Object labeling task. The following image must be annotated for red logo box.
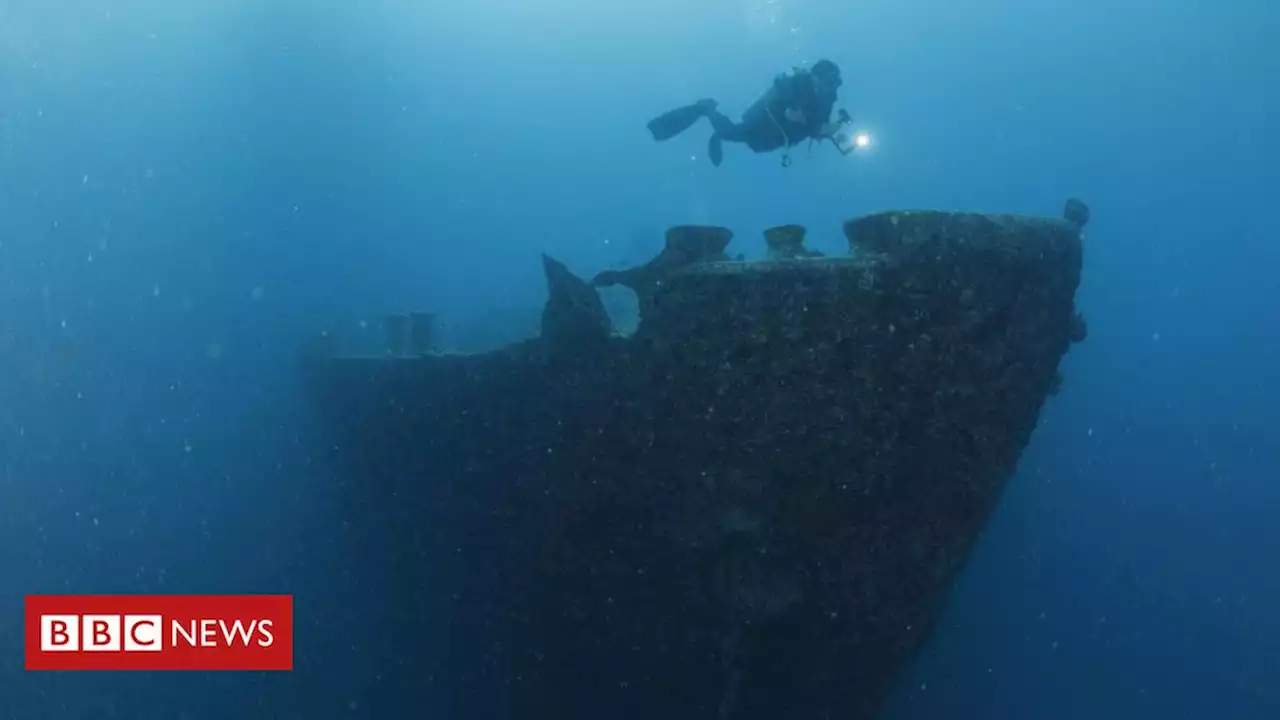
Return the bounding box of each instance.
[25,594,293,671]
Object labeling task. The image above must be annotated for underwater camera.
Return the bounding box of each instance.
[830,109,872,155]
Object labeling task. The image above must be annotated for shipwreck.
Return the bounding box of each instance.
[302,200,1090,719]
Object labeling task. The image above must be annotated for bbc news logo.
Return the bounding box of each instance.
[25,595,292,671]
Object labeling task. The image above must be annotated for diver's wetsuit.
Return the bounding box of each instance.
[646,62,842,166]
[710,71,835,152]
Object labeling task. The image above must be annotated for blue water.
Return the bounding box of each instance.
[2,0,1277,717]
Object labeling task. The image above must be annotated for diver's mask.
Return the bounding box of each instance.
[811,65,842,98]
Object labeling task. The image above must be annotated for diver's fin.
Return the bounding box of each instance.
[708,134,724,166]
[646,102,711,142]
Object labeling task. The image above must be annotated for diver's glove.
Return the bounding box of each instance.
[818,109,852,138]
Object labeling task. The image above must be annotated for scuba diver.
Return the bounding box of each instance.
[646,59,854,167]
